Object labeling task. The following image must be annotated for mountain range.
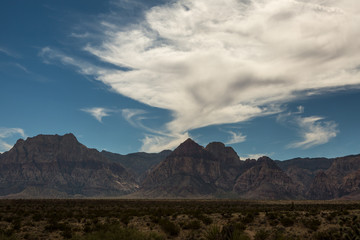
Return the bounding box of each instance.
[0,133,359,200]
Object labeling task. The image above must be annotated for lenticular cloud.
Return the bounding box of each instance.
[82,0,360,151]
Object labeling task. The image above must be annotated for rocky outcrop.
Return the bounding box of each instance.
[339,170,360,198]
[277,157,333,189]
[307,171,337,199]
[305,155,360,199]
[140,140,301,199]
[141,139,220,197]
[205,142,242,190]
[0,134,138,198]
[233,157,301,199]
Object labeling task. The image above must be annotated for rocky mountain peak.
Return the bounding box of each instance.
[206,141,225,150]
[257,156,279,168]
[205,142,240,165]
[170,138,206,157]
[62,133,78,143]
[0,133,138,197]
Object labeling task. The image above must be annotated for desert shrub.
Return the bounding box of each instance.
[78,225,164,240]
[11,218,21,231]
[196,214,213,225]
[61,227,73,239]
[182,220,201,230]
[241,213,255,225]
[342,222,360,240]
[280,217,294,227]
[223,224,249,240]
[32,213,42,222]
[266,212,279,226]
[231,230,251,240]
[205,225,222,240]
[0,233,17,240]
[45,219,71,233]
[120,214,132,226]
[254,229,270,240]
[158,218,180,236]
[312,228,341,240]
[270,228,289,240]
[302,218,321,231]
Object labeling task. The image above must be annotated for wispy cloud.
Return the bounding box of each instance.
[226,130,246,145]
[121,109,147,128]
[70,32,90,38]
[296,105,304,114]
[0,128,26,153]
[81,107,114,122]
[288,116,338,149]
[0,47,20,58]
[42,0,360,152]
[278,106,338,149]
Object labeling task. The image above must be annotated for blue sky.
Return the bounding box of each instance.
[1,0,360,160]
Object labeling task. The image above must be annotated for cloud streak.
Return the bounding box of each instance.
[0,47,20,58]
[42,0,360,151]
[288,116,338,149]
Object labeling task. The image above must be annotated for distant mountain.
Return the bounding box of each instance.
[0,134,138,198]
[1,134,360,199]
[101,150,171,181]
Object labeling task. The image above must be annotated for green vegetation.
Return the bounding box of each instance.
[0,200,359,239]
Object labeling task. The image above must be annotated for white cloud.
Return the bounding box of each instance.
[42,0,360,151]
[140,132,190,152]
[288,116,338,149]
[226,130,246,145]
[121,109,147,128]
[0,128,26,139]
[81,107,114,122]
[239,153,272,160]
[0,128,26,153]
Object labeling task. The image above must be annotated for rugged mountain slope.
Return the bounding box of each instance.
[307,171,337,199]
[0,134,138,198]
[306,154,360,199]
[233,157,302,199]
[101,150,171,180]
[205,142,243,190]
[140,139,243,198]
[139,139,302,199]
[1,133,360,200]
[276,157,333,189]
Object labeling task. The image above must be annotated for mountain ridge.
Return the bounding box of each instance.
[0,133,360,200]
